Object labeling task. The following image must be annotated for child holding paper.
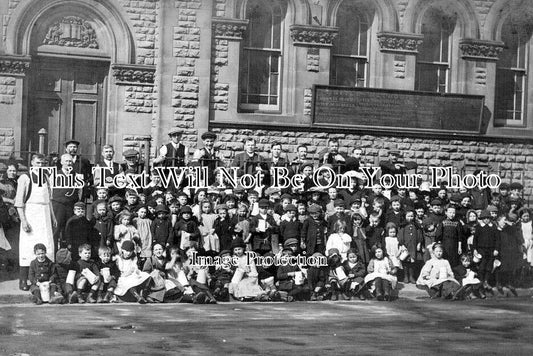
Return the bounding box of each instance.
[28,243,60,305]
[75,244,101,303]
[416,244,460,299]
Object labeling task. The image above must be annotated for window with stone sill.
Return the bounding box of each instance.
[495,18,531,127]
[415,8,456,93]
[239,0,285,112]
[330,1,372,87]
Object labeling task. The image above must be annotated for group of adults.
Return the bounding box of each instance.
[0,127,417,291]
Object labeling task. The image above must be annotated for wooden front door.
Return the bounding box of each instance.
[29,58,108,162]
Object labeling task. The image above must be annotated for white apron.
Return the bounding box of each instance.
[19,180,54,266]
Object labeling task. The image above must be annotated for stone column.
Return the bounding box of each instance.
[0,55,31,160]
[288,24,338,123]
[376,32,424,91]
[458,39,505,134]
[209,17,248,122]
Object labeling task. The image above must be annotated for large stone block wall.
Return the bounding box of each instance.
[210,127,533,199]
[118,0,158,65]
[125,85,155,113]
[0,127,15,160]
[0,76,16,105]
[171,0,202,149]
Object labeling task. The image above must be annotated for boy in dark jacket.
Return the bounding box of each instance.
[301,204,326,256]
[28,243,61,305]
[96,246,119,303]
[75,244,101,303]
[453,253,485,300]
[55,248,79,304]
[279,204,301,245]
[65,202,100,260]
[250,199,279,254]
[473,209,500,289]
[277,245,309,301]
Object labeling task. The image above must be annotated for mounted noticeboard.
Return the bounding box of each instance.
[312,85,484,134]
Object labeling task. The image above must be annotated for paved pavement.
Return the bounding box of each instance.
[0,297,532,355]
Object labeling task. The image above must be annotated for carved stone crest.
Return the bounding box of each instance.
[111,64,156,85]
[290,25,338,47]
[212,18,249,40]
[459,39,505,61]
[0,55,31,76]
[377,32,424,54]
[43,16,99,49]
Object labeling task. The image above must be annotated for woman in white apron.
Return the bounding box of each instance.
[15,155,56,290]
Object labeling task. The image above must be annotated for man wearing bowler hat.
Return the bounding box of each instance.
[153,128,189,167]
[62,139,92,200]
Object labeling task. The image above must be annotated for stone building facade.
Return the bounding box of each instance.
[0,0,532,200]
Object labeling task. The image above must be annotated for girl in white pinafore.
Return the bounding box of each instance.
[15,173,55,267]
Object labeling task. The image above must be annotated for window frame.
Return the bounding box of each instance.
[330,4,370,87]
[495,22,530,127]
[239,1,284,113]
[415,10,455,93]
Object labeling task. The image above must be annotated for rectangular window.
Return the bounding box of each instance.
[415,11,455,93]
[331,9,369,87]
[495,23,528,126]
[240,2,283,112]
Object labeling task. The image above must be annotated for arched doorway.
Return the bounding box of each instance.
[28,13,111,161]
[5,0,136,162]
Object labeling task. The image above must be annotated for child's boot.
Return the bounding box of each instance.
[68,291,78,304]
[132,290,147,304]
[30,290,43,305]
[78,292,86,304]
[331,291,338,301]
[408,266,417,284]
[310,292,317,301]
[103,291,112,303]
[97,290,105,303]
[87,290,97,303]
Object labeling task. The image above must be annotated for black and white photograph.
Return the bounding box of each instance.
[0,0,532,354]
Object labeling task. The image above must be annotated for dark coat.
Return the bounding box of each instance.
[365,225,384,251]
[342,260,366,284]
[498,224,524,272]
[174,217,201,247]
[398,223,424,262]
[93,215,114,248]
[301,217,326,256]
[65,215,100,259]
[277,264,300,291]
[29,257,58,285]
[250,213,278,252]
[213,216,234,252]
[151,217,174,247]
[436,219,464,267]
[351,226,370,265]
[280,219,301,244]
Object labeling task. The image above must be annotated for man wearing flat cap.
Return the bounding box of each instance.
[121,149,144,175]
[192,131,223,184]
[153,128,189,168]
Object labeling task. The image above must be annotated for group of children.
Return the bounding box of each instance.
[26,177,533,304]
